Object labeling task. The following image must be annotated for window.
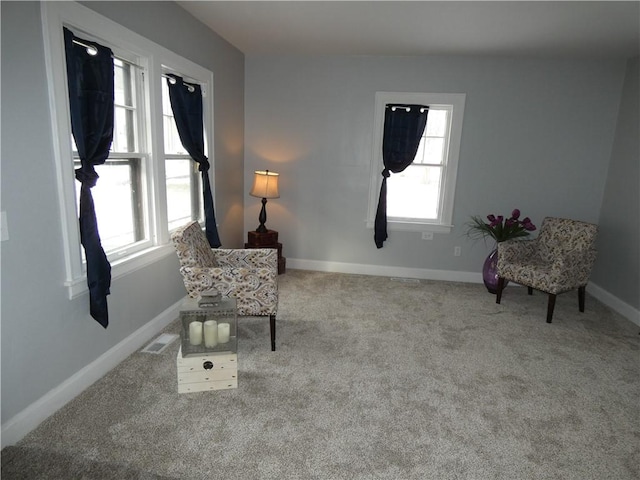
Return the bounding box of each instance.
[73,57,150,258]
[367,92,466,233]
[161,78,203,231]
[42,2,214,298]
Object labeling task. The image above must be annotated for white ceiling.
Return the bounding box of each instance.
[177,1,640,58]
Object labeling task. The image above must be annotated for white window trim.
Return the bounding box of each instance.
[366,91,466,234]
[41,2,215,299]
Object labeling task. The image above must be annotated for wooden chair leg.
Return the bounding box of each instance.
[527,286,533,295]
[546,294,557,323]
[496,277,505,304]
[578,286,586,313]
[270,314,276,351]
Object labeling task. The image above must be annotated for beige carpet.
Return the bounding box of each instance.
[2,270,638,479]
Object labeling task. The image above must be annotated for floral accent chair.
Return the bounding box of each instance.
[496,217,598,323]
[171,221,279,351]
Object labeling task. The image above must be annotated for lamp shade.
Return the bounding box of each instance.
[249,170,280,199]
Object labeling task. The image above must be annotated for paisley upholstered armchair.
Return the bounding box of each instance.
[496,217,598,323]
[171,221,279,351]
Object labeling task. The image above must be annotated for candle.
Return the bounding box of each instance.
[204,320,218,348]
[189,321,203,346]
[217,322,230,343]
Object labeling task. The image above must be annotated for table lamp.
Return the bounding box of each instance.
[249,170,280,233]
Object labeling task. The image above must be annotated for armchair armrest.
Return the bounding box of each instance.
[549,247,598,285]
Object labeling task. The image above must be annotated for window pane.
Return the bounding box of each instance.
[163,115,187,155]
[161,79,173,116]
[414,136,426,164]
[387,165,441,220]
[162,80,188,155]
[113,106,135,152]
[114,59,132,106]
[425,109,448,136]
[423,138,445,164]
[414,137,444,165]
[112,58,136,153]
[166,159,200,230]
[75,160,143,253]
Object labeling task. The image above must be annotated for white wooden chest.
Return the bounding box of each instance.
[176,346,237,393]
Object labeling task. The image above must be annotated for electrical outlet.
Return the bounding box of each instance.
[421,231,433,240]
[454,246,461,256]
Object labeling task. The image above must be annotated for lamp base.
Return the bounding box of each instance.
[255,197,269,234]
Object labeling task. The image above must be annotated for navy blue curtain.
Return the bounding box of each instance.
[374,105,428,248]
[166,75,221,248]
[64,28,114,328]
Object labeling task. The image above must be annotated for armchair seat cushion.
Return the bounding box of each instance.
[498,255,562,294]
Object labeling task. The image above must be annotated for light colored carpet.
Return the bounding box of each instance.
[2,270,639,479]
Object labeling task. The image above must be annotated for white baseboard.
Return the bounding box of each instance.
[0,298,184,448]
[587,283,640,327]
[287,257,483,284]
[288,258,640,327]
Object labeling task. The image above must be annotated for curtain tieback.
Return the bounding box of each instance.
[75,168,99,188]
[197,160,210,173]
[381,168,390,178]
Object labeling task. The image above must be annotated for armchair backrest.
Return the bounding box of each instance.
[537,217,598,259]
[171,221,218,269]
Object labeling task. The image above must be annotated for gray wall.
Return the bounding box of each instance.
[244,55,627,275]
[0,1,244,424]
[591,56,640,310]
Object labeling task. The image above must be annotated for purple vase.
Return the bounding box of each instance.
[482,248,507,294]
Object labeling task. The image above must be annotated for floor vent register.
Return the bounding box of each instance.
[141,333,179,354]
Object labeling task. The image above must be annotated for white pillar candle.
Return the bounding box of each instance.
[189,321,203,346]
[217,322,231,343]
[204,320,218,348]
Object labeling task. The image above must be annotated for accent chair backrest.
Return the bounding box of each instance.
[171,221,218,268]
[537,217,598,259]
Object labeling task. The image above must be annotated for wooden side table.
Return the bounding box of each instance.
[245,229,286,274]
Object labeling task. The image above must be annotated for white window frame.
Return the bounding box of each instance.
[366,92,466,234]
[41,2,215,299]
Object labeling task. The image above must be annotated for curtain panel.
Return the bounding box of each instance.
[374,104,428,248]
[166,75,221,248]
[63,27,114,328]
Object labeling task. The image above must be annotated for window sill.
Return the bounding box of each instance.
[365,220,453,234]
[65,244,175,299]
